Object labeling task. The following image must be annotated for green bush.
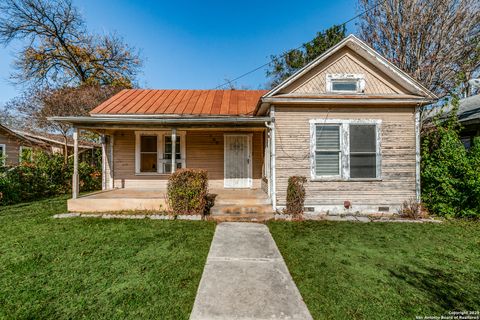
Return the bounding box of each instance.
[421,98,480,218]
[167,169,208,215]
[285,176,307,215]
[0,151,101,205]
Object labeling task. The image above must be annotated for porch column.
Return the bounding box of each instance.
[72,127,79,199]
[101,134,107,190]
[171,128,177,173]
[109,134,114,189]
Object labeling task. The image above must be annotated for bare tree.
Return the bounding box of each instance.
[5,85,123,162]
[0,0,142,88]
[358,0,480,98]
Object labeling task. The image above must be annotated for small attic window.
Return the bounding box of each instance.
[327,74,365,93]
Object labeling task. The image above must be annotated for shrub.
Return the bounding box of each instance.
[285,176,307,215]
[167,169,209,215]
[421,97,480,218]
[397,198,428,219]
[0,151,101,205]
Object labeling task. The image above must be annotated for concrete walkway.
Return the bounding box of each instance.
[190,222,312,320]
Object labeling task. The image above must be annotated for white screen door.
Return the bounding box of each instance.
[224,134,252,188]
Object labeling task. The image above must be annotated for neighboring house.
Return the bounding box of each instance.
[427,94,480,148]
[0,124,99,165]
[52,35,437,215]
[0,124,42,166]
[13,130,100,158]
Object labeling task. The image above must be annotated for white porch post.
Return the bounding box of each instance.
[101,134,107,190]
[171,128,177,173]
[270,106,276,211]
[72,128,79,199]
[109,134,114,189]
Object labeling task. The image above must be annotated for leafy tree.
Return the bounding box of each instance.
[0,0,142,87]
[266,25,346,88]
[421,96,480,218]
[358,0,480,97]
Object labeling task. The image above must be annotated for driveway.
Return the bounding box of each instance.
[190,222,312,320]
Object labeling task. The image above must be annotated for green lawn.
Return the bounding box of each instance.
[0,197,215,320]
[268,221,480,320]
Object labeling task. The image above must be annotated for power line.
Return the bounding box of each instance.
[213,0,385,89]
[139,0,386,114]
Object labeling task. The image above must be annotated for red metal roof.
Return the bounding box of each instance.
[90,89,268,116]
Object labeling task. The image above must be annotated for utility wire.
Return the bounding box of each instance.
[213,0,385,90]
[136,0,386,113]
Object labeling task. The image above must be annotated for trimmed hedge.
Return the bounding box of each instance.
[285,176,307,215]
[0,151,101,205]
[167,169,209,215]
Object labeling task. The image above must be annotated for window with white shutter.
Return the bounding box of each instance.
[314,125,341,177]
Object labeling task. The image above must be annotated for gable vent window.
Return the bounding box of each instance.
[310,119,381,180]
[327,74,365,93]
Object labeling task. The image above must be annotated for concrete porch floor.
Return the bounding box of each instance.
[67,188,272,214]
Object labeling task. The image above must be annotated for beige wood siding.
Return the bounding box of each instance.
[282,47,409,95]
[110,130,264,189]
[0,132,22,165]
[274,106,416,210]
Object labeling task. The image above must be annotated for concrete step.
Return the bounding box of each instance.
[207,213,274,222]
[211,204,273,216]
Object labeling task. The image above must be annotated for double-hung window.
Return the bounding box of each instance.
[135,131,186,174]
[311,120,381,180]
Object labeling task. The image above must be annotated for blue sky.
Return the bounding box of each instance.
[0,0,358,105]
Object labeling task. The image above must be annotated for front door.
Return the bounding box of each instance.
[224,134,252,188]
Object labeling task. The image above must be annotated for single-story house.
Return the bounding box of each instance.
[51,35,437,215]
[0,124,99,165]
[0,124,41,166]
[12,129,100,162]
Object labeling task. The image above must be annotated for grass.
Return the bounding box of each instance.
[0,196,216,319]
[268,220,480,320]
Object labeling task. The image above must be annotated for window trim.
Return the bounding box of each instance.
[312,124,343,179]
[326,74,365,94]
[134,130,186,175]
[0,144,5,165]
[309,119,382,181]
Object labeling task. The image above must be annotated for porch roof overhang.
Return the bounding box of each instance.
[48,115,273,130]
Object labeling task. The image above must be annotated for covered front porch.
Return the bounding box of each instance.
[59,115,274,213]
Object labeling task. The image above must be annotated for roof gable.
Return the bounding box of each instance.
[265,34,436,100]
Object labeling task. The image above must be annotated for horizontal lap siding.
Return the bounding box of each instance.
[274,106,416,206]
[0,133,21,165]
[112,130,264,189]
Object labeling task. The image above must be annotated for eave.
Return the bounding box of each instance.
[256,96,436,115]
[48,115,273,130]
